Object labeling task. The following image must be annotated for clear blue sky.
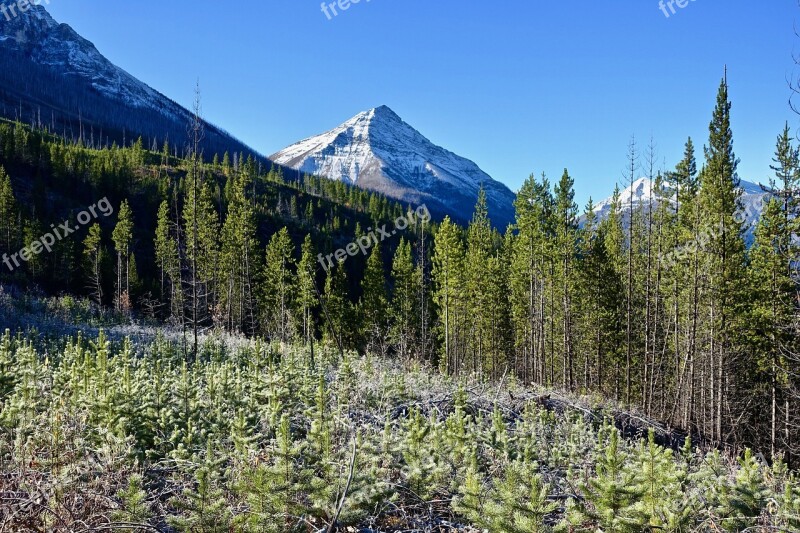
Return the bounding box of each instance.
[46,0,799,205]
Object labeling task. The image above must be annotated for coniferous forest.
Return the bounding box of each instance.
[0,69,799,530]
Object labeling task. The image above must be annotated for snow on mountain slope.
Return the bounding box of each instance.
[271,106,517,227]
[1,4,180,117]
[0,3,265,162]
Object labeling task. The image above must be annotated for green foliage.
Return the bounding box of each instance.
[113,473,151,525]
[262,228,296,342]
[169,465,232,532]
[0,328,796,531]
[0,165,16,252]
[359,244,389,353]
[458,461,556,533]
[568,425,645,532]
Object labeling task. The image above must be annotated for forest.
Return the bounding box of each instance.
[0,76,799,531]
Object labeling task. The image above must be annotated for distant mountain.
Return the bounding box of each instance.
[0,4,271,162]
[592,177,771,243]
[271,106,517,227]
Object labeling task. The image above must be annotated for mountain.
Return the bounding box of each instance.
[592,177,771,243]
[271,106,517,227]
[0,4,271,162]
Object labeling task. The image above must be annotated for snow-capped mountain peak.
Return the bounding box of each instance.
[592,176,771,243]
[594,177,664,213]
[271,106,516,226]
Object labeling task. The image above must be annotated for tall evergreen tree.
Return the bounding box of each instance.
[83,223,104,305]
[219,165,259,333]
[182,173,220,356]
[360,245,389,355]
[112,200,135,311]
[553,169,578,390]
[0,165,16,254]
[296,234,319,347]
[390,238,418,361]
[465,188,495,377]
[322,260,350,351]
[697,73,747,443]
[262,228,296,343]
[432,217,466,375]
[509,174,552,385]
[154,200,182,321]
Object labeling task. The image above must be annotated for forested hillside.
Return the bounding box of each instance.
[0,75,799,487]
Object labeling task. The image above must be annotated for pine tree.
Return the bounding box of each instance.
[83,223,104,305]
[432,216,466,375]
[465,188,496,377]
[113,473,151,525]
[182,174,220,357]
[553,170,578,391]
[510,174,552,385]
[296,234,318,347]
[0,165,17,253]
[577,202,624,396]
[749,197,796,462]
[667,138,702,430]
[154,200,182,320]
[475,461,557,533]
[219,165,259,333]
[390,238,418,361]
[112,200,134,312]
[716,449,769,530]
[359,244,389,355]
[763,123,800,465]
[21,219,44,278]
[236,414,308,532]
[697,73,747,444]
[630,429,692,531]
[168,465,232,532]
[262,228,295,342]
[570,426,644,532]
[322,260,350,351]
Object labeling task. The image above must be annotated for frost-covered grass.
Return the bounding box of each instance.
[0,291,798,532]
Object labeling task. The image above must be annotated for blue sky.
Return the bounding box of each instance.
[46,0,799,206]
